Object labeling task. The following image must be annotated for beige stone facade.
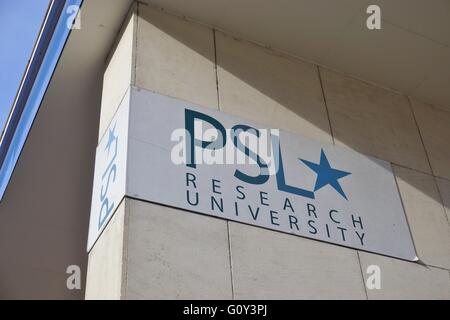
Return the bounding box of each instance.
[85,3,450,300]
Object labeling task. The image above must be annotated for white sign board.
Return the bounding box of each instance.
[88,86,417,261]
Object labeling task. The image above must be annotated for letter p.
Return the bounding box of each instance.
[185,109,226,168]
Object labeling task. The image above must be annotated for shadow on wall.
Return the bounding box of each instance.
[0,22,104,299]
[138,5,450,249]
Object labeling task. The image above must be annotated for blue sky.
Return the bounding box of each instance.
[0,0,50,135]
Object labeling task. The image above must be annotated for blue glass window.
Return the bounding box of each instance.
[0,0,51,137]
[0,0,83,200]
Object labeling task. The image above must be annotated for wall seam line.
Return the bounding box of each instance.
[423,263,450,272]
[122,2,138,299]
[391,163,421,262]
[390,161,450,184]
[226,222,235,300]
[390,161,430,177]
[407,96,435,177]
[434,178,450,228]
[356,251,369,300]
[213,26,234,299]
[434,172,450,227]
[407,97,450,228]
[317,66,335,145]
[213,29,221,111]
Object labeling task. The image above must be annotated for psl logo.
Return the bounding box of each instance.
[176,109,352,200]
[98,124,118,230]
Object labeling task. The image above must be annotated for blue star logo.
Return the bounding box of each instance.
[105,123,117,154]
[299,149,351,200]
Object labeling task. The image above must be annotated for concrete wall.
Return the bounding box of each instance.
[86,3,450,299]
